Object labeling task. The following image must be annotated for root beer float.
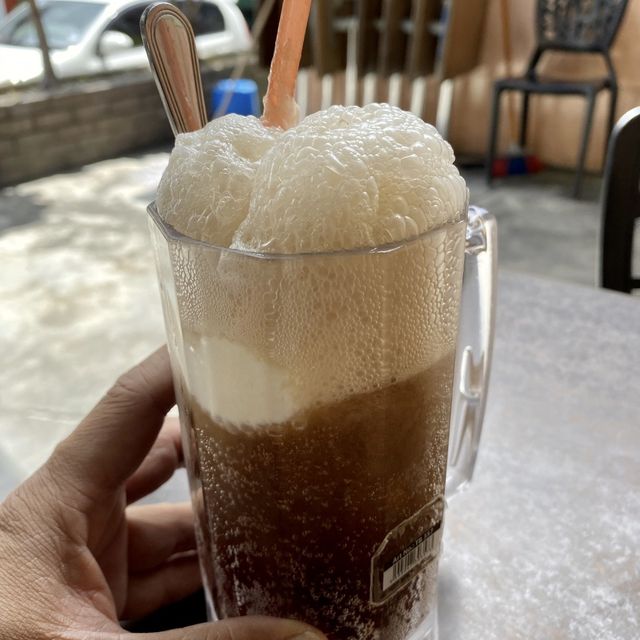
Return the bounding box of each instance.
[153,2,468,638]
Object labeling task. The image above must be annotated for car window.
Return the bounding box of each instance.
[103,5,146,47]
[0,1,106,49]
[177,1,226,35]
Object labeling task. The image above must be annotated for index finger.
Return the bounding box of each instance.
[51,347,175,497]
[125,417,183,504]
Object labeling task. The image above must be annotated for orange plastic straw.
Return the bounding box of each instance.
[262,0,313,129]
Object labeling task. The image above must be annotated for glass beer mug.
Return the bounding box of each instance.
[148,202,497,640]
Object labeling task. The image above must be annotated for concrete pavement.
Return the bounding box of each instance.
[1,151,169,486]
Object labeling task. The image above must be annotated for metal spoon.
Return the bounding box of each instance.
[141,2,208,136]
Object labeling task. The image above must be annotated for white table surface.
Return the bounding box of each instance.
[438,273,640,640]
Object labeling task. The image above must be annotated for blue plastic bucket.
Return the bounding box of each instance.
[211,78,260,117]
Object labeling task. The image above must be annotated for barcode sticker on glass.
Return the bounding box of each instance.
[370,497,444,604]
[381,523,441,591]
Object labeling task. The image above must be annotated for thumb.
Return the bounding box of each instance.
[146,616,326,640]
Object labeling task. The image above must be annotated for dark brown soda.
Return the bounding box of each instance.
[183,353,455,640]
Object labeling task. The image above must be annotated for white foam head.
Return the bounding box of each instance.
[158,104,466,251]
[157,104,468,428]
[234,104,467,253]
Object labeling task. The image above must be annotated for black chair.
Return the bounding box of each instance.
[486,0,629,198]
[600,107,640,293]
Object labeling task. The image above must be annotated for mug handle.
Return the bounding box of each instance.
[446,206,498,498]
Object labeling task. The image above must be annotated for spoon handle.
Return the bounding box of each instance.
[141,2,208,135]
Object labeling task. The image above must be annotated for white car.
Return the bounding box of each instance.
[0,0,252,87]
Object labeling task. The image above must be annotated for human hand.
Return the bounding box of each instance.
[0,348,325,640]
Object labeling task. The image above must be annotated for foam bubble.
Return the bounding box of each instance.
[157,114,281,247]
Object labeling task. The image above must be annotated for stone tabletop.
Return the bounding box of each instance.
[439,272,640,640]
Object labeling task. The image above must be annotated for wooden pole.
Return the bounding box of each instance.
[27,0,57,89]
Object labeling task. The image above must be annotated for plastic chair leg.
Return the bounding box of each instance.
[604,87,618,162]
[574,91,597,199]
[520,91,530,148]
[486,86,503,186]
